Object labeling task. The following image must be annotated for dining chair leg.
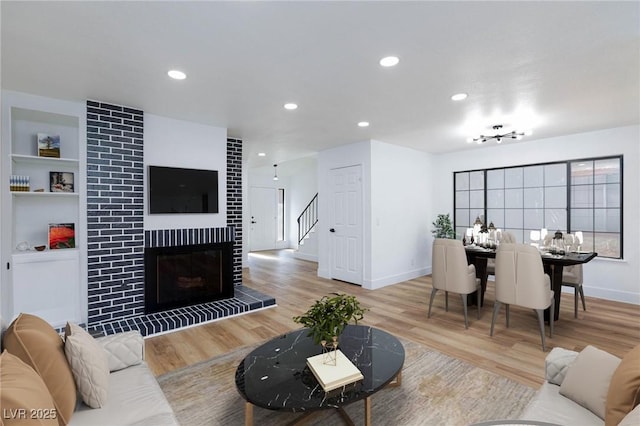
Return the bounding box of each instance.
[574,286,579,318]
[460,294,469,329]
[445,291,449,312]
[428,288,438,318]
[505,304,510,328]
[579,285,586,311]
[490,302,501,336]
[550,296,555,338]
[535,309,546,351]
[476,285,481,319]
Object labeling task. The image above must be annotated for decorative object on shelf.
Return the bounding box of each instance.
[467,124,531,144]
[292,293,368,361]
[16,241,30,251]
[48,223,75,249]
[431,213,456,239]
[10,175,30,192]
[37,133,61,158]
[33,245,46,251]
[49,171,74,193]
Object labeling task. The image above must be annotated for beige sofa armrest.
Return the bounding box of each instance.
[545,347,579,385]
[96,331,144,372]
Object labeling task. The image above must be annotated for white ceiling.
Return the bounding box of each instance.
[2,1,638,169]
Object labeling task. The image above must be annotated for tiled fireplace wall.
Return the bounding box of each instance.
[86,101,248,329]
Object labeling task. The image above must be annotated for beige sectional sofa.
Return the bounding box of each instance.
[520,344,640,426]
[0,313,178,426]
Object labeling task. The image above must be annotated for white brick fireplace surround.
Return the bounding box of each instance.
[85,101,273,336]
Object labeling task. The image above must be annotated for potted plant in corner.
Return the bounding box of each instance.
[293,293,368,362]
[432,213,456,239]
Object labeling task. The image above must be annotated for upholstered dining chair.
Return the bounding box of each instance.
[487,231,516,276]
[429,238,481,329]
[490,243,554,351]
[562,234,586,318]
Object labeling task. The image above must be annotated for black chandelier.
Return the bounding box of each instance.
[470,124,526,144]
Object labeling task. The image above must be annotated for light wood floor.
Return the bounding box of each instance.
[145,249,640,388]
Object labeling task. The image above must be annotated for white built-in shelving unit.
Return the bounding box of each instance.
[1,92,87,327]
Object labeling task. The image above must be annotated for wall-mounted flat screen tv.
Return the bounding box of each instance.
[148,166,219,214]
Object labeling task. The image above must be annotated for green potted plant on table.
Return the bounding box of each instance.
[293,293,368,357]
[432,213,456,239]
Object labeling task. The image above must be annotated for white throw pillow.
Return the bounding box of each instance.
[559,345,621,419]
[64,322,110,408]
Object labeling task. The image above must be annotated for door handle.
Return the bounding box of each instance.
[329,228,335,233]
[251,221,257,224]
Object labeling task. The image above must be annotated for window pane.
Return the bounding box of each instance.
[524,187,543,208]
[505,189,523,208]
[469,190,484,208]
[594,184,620,208]
[545,186,567,208]
[571,209,593,231]
[487,189,504,208]
[505,168,523,188]
[487,209,504,228]
[594,232,620,258]
[545,163,567,186]
[524,209,544,229]
[544,209,566,231]
[571,185,593,208]
[594,208,620,232]
[571,161,593,185]
[487,169,504,189]
[456,209,470,227]
[580,232,595,252]
[505,209,523,228]
[456,191,469,208]
[594,159,620,184]
[524,165,543,187]
[456,172,469,191]
[469,171,484,190]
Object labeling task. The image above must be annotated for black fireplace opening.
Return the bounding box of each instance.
[144,242,234,314]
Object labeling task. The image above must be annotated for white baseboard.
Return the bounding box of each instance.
[583,286,640,305]
[293,251,318,262]
[363,267,431,290]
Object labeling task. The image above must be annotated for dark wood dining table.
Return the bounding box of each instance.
[464,245,597,321]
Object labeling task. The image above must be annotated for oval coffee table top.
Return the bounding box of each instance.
[235,324,405,412]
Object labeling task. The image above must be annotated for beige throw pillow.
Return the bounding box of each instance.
[605,343,640,426]
[64,322,110,408]
[560,345,621,419]
[0,350,58,426]
[2,313,77,426]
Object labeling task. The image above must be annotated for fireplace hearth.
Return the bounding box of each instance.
[144,242,234,314]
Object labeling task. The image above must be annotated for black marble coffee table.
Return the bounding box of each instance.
[235,324,405,425]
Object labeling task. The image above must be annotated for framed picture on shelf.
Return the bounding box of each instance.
[49,171,74,193]
[37,133,61,158]
[49,223,75,249]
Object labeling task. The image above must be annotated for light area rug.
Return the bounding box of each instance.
[158,337,536,426]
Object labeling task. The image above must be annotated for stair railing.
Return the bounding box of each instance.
[297,193,318,245]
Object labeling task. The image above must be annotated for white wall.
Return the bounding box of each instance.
[317,140,432,290]
[318,141,372,282]
[431,125,640,304]
[369,141,432,288]
[143,113,227,230]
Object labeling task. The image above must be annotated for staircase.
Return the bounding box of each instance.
[295,193,318,261]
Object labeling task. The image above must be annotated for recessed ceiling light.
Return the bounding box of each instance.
[167,70,186,80]
[357,121,370,127]
[258,152,266,157]
[451,93,468,101]
[379,56,399,67]
[284,103,298,110]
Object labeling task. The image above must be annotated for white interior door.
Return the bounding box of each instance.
[250,187,277,251]
[329,165,363,285]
